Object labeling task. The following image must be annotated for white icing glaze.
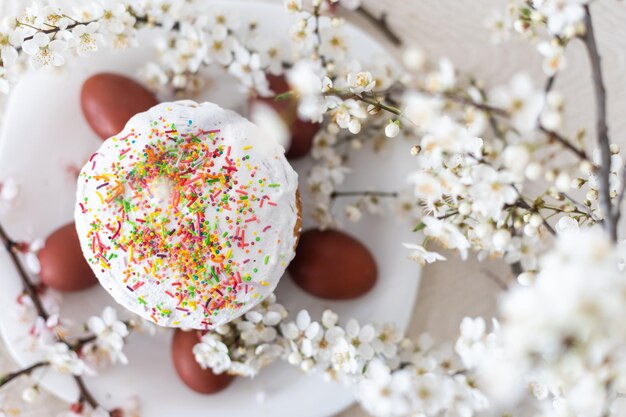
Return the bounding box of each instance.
[75,101,299,329]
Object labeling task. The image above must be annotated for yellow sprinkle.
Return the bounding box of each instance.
[260,281,269,287]
[225,249,232,259]
[95,191,105,204]
[243,145,253,150]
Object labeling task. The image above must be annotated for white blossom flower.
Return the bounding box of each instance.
[345,319,375,361]
[287,61,326,122]
[237,309,279,345]
[403,243,446,265]
[356,360,412,417]
[206,28,237,66]
[385,120,400,138]
[44,343,91,375]
[537,41,567,76]
[193,333,231,374]
[347,71,376,94]
[541,91,564,131]
[425,58,455,92]
[345,205,363,222]
[422,216,470,259]
[228,46,270,96]
[535,0,587,37]
[319,27,348,60]
[69,22,103,57]
[328,98,366,132]
[403,47,425,71]
[21,386,39,403]
[371,323,402,358]
[284,0,303,13]
[468,164,518,220]
[485,10,512,44]
[85,307,129,365]
[490,73,545,132]
[331,337,358,374]
[22,32,67,68]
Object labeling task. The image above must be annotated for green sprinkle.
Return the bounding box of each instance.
[264,255,270,265]
[268,183,280,188]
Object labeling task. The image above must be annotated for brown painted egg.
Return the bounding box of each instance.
[171,329,234,394]
[81,73,158,140]
[252,74,320,159]
[38,223,98,292]
[288,229,377,299]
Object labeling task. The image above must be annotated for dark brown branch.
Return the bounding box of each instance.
[74,376,100,410]
[0,361,47,387]
[0,223,49,321]
[415,87,509,116]
[540,126,590,162]
[331,190,398,198]
[481,269,509,290]
[582,5,615,241]
[355,5,402,46]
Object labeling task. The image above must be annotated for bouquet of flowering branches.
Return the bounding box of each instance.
[0,0,625,416]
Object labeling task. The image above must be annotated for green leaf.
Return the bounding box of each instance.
[413,222,426,232]
[274,91,294,101]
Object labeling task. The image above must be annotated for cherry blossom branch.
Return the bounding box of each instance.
[353,93,404,117]
[0,222,105,412]
[312,5,328,68]
[582,5,615,241]
[331,190,398,198]
[0,223,49,321]
[0,361,47,388]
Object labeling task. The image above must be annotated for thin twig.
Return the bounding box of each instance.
[331,190,398,198]
[540,126,590,162]
[582,5,615,241]
[560,192,599,222]
[415,88,509,116]
[0,361,48,387]
[354,93,404,116]
[512,188,557,236]
[0,223,49,321]
[481,269,509,291]
[312,5,328,68]
[355,5,402,46]
[74,376,100,410]
[614,167,626,227]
